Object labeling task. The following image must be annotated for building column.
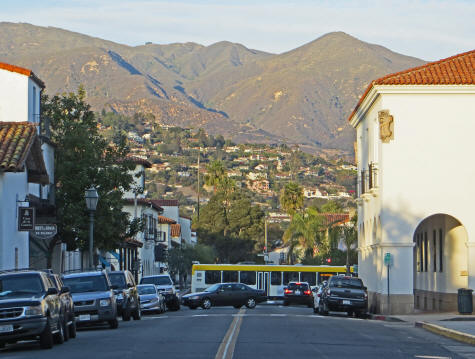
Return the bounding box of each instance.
[467,242,475,291]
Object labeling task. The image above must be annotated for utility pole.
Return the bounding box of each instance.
[197,147,200,221]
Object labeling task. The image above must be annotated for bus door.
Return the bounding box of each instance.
[257,272,269,296]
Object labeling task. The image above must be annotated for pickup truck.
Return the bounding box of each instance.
[319,276,368,318]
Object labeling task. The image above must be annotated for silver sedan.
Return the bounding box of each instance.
[137,284,166,314]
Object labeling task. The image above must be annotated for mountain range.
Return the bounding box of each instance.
[0,22,425,154]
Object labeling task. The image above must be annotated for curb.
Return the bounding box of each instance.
[416,321,475,345]
[368,314,405,322]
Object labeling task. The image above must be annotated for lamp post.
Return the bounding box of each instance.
[85,187,99,270]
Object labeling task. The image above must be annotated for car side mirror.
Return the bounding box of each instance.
[60,286,70,294]
[363,286,367,291]
[46,287,58,296]
[127,283,134,288]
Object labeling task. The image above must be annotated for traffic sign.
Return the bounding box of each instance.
[384,252,392,266]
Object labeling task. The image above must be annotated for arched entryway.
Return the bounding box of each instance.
[413,213,469,311]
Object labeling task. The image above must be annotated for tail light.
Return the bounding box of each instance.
[364,292,368,300]
[304,290,312,295]
[284,289,291,294]
[317,293,320,297]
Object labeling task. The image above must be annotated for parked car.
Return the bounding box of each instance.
[283,282,313,307]
[319,276,368,318]
[140,274,180,311]
[182,283,267,309]
[312,282,326,314]
[48,272,76,339]
[108,270,141,321]
[62,271,118,329]
[137,284,166,314]
[0,270,65,349]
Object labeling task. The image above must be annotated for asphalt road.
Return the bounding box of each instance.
[2,304,475,359]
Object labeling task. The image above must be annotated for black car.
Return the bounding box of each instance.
[108,271,141,321]
[182,283,267,309]
[0,270,65,349]
[48,273,76,340]
[283,282,313,307]
[319,276,368,317]
[62,271,118,329]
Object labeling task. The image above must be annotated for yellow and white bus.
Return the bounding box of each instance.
[191,264,353,298]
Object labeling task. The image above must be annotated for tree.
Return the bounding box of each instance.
[204,160,226,193]
[283,208,325,263]
[279,182,304,217]
[342,214,358,273]
[42,88,139,266]
[320,200,343,213]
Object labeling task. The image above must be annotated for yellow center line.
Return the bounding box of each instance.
[215,308,246,359]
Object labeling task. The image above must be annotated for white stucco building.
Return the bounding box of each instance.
[349,50,475,314]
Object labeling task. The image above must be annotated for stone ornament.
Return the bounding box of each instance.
[378,110,394,143]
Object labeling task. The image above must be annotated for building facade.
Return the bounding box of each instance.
[349,50,475,314]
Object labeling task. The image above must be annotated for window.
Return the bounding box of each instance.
[205,271,221,284]
[221,283,233,292]
[233,284,248,291]
[283,271,299,285]
[300,272,316,286]
[424,232,428,272]
[433,230,437,272]
[271,272,281,285]
[239,271,256,285]
[439,229,444,272]
[222,271,238,282]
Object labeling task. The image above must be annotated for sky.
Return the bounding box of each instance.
[1,0,474,61]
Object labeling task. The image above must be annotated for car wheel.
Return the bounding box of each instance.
[122,309,131,321]
[313,305,319,314]
[39,317,54,349]
[0,341,6,349]
[53,318,65,345]
[202,298,212,310]
[133,305,142,320]
[69,318,77,339]
[319,302,328,316]
[347,310,354,317]
[109,318,119,329]
[245,297,256,309]
[161,302,166,313]
[170,298,180,311]
[189,305,198,310]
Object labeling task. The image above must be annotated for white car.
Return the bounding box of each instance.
[312,283,326,313]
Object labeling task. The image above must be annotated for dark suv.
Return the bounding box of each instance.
[0,270,65,349]
[283,282,313,307]
[108,271,141,321]
[62,271,118,329]
[319,276,368,318]
[48,272,76,340]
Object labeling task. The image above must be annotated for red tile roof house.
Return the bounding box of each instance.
[0,62,56,271]
[348,50,475,314]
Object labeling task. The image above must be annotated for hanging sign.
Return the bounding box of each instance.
[33,224,57,239]
[18,207,35,231]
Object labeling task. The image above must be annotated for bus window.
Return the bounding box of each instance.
[223,271,238,282]
[271,271,281,285]
[283,271,299,285]
[300,272,316,286]
[205,270,221,284]
[239,271,256,285]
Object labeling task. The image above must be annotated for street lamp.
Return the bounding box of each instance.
[85,187,99,270]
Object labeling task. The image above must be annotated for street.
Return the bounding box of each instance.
[1,304,474,359]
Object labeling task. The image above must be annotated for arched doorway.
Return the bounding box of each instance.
[413,213,468,311]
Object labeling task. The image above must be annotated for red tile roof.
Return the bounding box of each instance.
[152,199,179,207]
[170,223,181,237]
[348,49,475,122]
[0,62,45,88]
[126,155,152,168]
[158,215,176,224]
[320,213,350,227]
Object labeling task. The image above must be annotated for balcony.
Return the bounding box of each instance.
[357,163,379,200]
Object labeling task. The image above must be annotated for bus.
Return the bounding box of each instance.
[191,264,354,298]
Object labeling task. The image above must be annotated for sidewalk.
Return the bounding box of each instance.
[371,311,475,345]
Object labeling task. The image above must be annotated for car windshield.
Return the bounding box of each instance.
[138,286,156,295]
[0,274,44,298]
[205,284,221,292]
[108,273,127,289]
[141,276,172,286]
[63,275,109,293]
[287,283,309,290]
[329,278,363,289]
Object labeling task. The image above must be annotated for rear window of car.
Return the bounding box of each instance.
[329,278,363,289]
[109,273,127,289]
[140,276,172,286]
[287,283,309,290]
[63,275,109,293]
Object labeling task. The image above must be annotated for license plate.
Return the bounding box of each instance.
[0,325,13,333]
[295,290,301,295]
[342,300,351,305]
[79,314,91,321]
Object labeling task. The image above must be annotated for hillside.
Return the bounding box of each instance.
[0,23,425,152]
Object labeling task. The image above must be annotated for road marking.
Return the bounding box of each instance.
[414,356,451,359]
[215,308,246,359]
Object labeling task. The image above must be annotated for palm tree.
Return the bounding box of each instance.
[205,160,226,192]
[342,215,358,274]
[279,182,304,217]
[283,208,325,263]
